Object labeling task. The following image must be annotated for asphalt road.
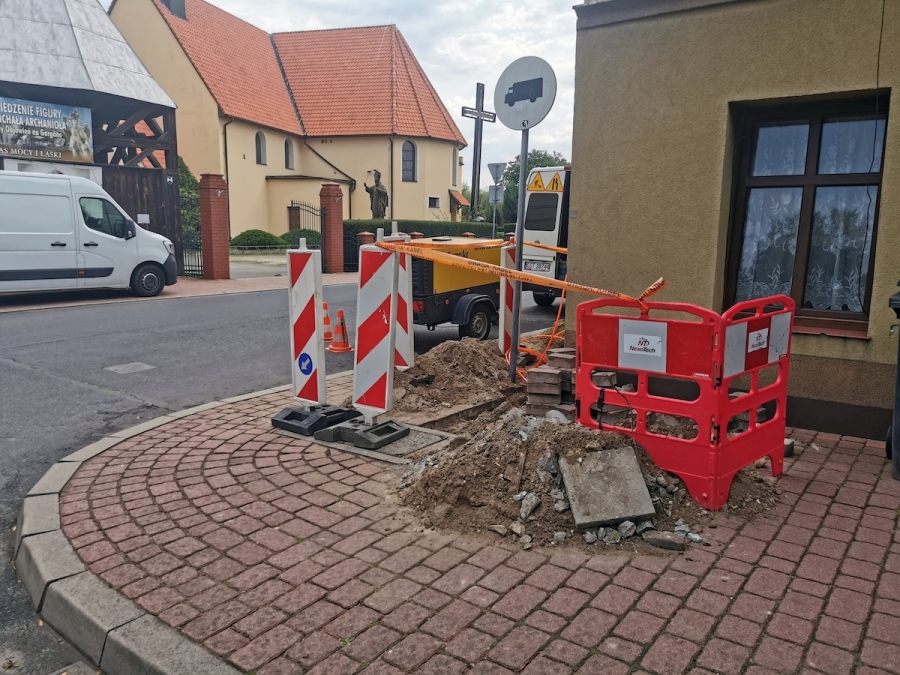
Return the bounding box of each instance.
[0,285,558,674]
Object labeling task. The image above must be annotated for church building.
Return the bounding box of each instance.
[109,0,469,236]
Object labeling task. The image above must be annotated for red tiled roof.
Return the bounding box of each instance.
[151,0,464,144]
[152,0,302,135]
[274,26,466,145]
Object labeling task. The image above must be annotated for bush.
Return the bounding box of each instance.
[280,229,321,248]
[230,229,285,248]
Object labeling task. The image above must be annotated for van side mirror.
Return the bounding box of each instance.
[125,226,136,240]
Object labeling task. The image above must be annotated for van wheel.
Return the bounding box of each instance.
[533,292,555,307]
[459,304,493,341]
[132,263,164,297]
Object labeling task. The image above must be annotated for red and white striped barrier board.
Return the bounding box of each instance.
[723,309,792,378]
[353,245,399,420]
[288,248,326,405]
[499,244,520,355]
[385,234,414,371]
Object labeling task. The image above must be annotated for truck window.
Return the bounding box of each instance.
[524,192,558,231]
[0,194,73,234]
[80,197,127,238]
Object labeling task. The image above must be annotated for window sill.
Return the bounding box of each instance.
[792,325,870,340]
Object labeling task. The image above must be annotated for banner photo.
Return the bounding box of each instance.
[0,97,93,163]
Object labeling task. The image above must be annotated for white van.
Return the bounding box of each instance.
[0,171,177,297]
[521,165,570,306]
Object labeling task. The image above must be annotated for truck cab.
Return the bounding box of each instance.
[520,165,570,306]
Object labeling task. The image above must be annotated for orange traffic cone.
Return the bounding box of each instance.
[322,301,334,343]
[327,309,353,353]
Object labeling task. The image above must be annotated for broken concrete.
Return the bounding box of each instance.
[642,531,686,551]
[559,448,656,529]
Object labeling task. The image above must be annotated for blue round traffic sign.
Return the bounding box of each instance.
[298,353,313,376]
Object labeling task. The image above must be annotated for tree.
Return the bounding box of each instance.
[500,150,568,224]
[460,183,490,222]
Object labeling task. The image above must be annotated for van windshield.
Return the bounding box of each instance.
[524,193,558,231]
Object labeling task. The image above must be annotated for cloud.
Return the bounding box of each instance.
[103,0,576,188]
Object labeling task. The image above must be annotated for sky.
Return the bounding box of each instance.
[101,0,577,193]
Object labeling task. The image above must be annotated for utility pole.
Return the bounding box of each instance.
[462,84,496,218]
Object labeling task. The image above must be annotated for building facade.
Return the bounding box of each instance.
[570,0,900,435]
[110,0,468,237]
[0,0,181,260]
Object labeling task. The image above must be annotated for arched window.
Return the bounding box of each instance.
[284,138,295,170]
[255,131,267,165]
[452,147,458,186]
[402,140,416,182]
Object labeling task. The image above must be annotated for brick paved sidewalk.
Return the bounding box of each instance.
[57,383,900,674]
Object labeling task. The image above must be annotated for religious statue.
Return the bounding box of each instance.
[364,170,389,219]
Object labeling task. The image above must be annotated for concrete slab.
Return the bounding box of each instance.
[101,614,241,675]
[42,572,145,666]
[559,447,656,529]
[61,436,120,462]
[167,401,227,419]
[15,530,86,611]
[27,461,81,496]
[15,494,60,558]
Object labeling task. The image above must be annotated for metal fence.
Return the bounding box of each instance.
[181,192,203,277]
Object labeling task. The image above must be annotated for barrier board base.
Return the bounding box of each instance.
[271,406,361,436]
[314,419,410,450]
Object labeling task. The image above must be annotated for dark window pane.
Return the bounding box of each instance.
[80,197,126,238]
[752,123,809,176]
[735,187,802,302]
[524,193,559,231]
[803,186,876,312]
[402,141,416,181]
[818,117,885,174]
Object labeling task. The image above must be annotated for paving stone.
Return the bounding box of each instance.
[488,625,550,671]
[641,633,701,675]
[559,449,655,527]
[383,632,442,670]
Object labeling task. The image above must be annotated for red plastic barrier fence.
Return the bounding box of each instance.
[575,295,794,510]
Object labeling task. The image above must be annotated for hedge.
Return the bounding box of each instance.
[280,229,321,248]
[343,219,494,239]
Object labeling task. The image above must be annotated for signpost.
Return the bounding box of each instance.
[487,162,506,239]
[461,84,496,218]
[493,57,557,381]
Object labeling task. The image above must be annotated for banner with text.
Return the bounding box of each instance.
[0,97,93,163]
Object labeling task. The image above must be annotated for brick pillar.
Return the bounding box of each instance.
[462,232,475,238]
[199,174,230,280]
[320,182,344,273]
[357,231,375,246]
[409,232,424,240]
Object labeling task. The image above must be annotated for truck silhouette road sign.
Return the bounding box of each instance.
[505,78,543,106]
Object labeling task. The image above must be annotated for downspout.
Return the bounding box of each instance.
[223,117,234,236]
[301,138,356,220]
[389,137,394,220]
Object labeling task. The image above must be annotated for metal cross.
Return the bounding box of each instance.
[461,83,496,216]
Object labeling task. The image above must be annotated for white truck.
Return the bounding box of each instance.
[0,171,177,297]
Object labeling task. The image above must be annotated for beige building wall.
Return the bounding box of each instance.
[110,0,222,179]
[570,0,900,419]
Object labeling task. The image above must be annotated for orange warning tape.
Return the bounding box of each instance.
[375,240,661,304]
[396,239,506,249]
[511,239,568,255]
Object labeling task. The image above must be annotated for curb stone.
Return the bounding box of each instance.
[12,380,325,674]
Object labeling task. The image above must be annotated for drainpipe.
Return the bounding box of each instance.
[301,138,355,220]
[222,117,234,236]
[389,137,394,220]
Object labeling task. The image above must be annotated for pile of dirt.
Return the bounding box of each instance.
[399,403,780,553]
[392,338,518,413]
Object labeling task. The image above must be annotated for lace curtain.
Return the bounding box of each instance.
[753,124,809,177]
[735,188,802,302]
[803,186,876,313]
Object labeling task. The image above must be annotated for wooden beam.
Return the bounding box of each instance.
[93,131,171,154]
[143,116,164,137]
[106,108,157,137]
[124,146,160,167]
